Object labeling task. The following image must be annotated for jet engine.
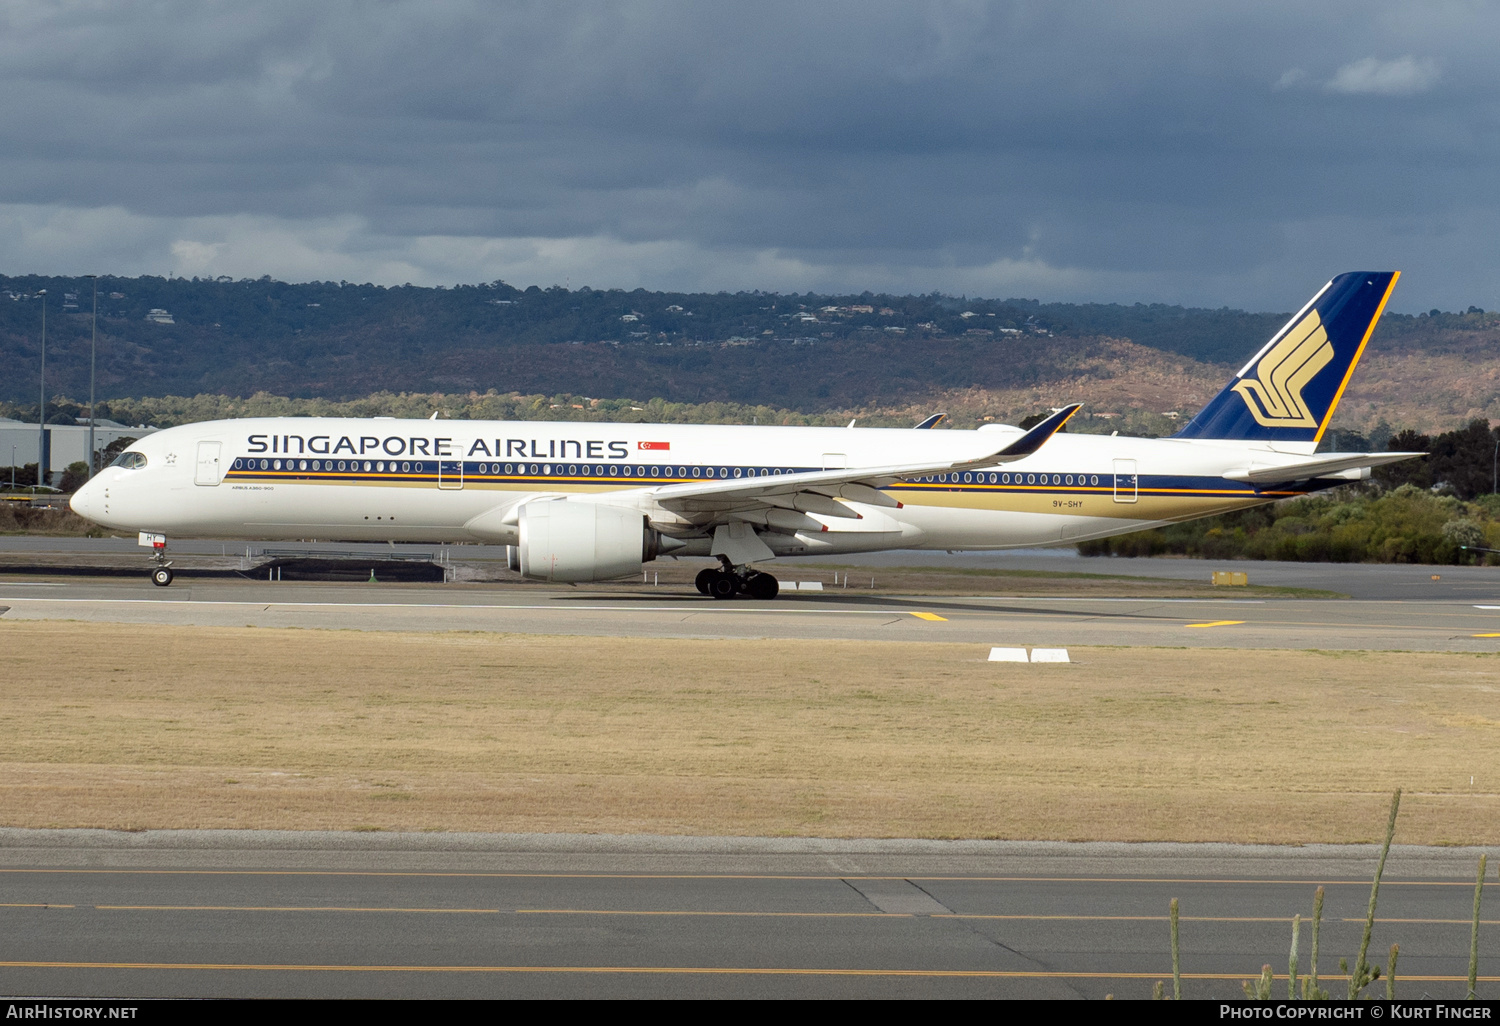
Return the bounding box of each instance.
[512,500,667,582]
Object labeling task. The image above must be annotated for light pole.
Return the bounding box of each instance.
[36,288,46,491]
[86,275,98,478]
[9,445,14,492]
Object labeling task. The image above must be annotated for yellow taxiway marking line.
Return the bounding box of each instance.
[1185,620,1246,628]
[0,869,1478,886]
[95,905,498,914]
[0,960,1493,982]
[941,914,1500,925]
[95,906,893,919]
[910,612,948,621]
[1474,633,1500,638]
[518,909,899,917]
[70,905,1500,925]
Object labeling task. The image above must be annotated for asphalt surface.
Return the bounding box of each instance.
[0,831,1493,1000]
[5,577,1500,651]
[4,535,1500,599]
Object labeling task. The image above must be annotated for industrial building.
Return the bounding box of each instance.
[0,418,159,486]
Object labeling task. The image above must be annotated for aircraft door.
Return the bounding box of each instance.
[194,441,223,486]
[1112,459,1138,503]
[438,459,464,490]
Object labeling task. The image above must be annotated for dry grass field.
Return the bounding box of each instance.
[1,620,1496,844]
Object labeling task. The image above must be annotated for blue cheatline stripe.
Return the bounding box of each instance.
[224,457,1321,500]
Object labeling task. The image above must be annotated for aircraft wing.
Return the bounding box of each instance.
[642,404,1080,522]
[1222,451,1423,485]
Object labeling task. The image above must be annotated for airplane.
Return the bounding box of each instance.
[70,271,1420,597]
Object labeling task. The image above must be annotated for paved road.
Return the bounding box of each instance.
[5,578,1500,651]
[3,536,1498,600]
[0,831,1491,1000]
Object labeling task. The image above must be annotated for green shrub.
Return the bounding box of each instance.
[1081,484,1500,565]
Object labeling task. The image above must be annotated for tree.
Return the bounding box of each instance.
[59,461,89,493]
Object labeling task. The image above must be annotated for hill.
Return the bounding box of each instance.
[1,274,1496,433]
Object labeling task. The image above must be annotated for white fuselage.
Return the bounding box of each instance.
[70,416,1325,559]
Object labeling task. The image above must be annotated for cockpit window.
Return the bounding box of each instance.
[110,451,148,470]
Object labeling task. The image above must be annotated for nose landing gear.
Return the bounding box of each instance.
[142,533,174,587]
[694,563,780,600]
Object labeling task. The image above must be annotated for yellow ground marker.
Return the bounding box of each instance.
[1474,633,1500,638]
[910,612,947,621]
[1186,620,1245,628]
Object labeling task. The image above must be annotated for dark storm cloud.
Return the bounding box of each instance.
[0,1,1495,308]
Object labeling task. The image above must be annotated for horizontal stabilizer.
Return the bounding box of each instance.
[1222,451,1423,484]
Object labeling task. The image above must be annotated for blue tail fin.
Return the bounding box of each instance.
[1174,272,1399,444]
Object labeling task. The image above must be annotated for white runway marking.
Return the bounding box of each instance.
[0,598,917,615]
[0,595,1269,607]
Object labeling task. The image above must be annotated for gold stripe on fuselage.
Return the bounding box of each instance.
[226,473,1287,522]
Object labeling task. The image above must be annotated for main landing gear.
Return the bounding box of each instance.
[695,564,779,601]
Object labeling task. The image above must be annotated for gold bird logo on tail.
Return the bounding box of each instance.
[1231,310,1334,428]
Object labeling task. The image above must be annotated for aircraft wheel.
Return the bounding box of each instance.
[151,567,174,587]
[745,572,779,600]
[707,572,738,600]
[695,568,717,595]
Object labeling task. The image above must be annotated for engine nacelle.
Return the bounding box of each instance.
[516,500,664,582]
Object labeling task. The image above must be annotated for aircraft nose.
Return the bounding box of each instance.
[70,477,99,520]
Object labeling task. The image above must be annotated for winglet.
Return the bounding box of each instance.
[992,403,1082,460]
[914,413,947,429]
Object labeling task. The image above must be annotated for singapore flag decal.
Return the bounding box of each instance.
[638,441,670,451]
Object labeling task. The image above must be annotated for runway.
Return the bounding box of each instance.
[4,536,1499,600]
[5,577,1500,651]
[0,831,1493,999]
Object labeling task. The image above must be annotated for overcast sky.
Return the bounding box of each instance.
[0,1,1494,311]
